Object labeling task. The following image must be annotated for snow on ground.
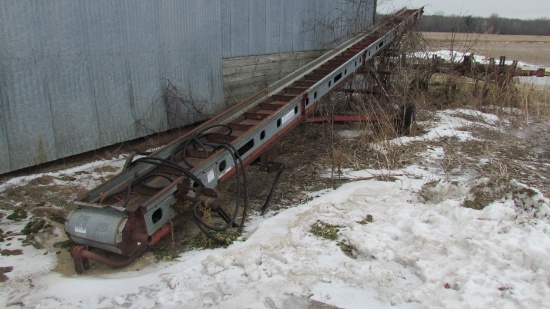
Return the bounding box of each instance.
[1,109,550,308]
[0,155,130,193]
[516,76,550,87]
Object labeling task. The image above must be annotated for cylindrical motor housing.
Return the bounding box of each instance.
[65,207,128,254]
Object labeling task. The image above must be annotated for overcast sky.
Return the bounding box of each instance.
[378,0,550,19]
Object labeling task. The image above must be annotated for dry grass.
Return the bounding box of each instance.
[420,176,544,213]
[515,82,550,118]
[420,31,550,120]
[91,166,119,174]
[425,71,549,121]
[432,122,550,196]
[0,182,86,222]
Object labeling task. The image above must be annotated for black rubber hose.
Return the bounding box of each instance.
[193,208,227,244]
[134,156,242,241]
[117,172,175,208]
[191,143,242,231]
[260,164,286,215]
[102,172,173,202]
[217,208,240,227]
[211,141,249,231]
[127,124,249,243]
[133,157,205,186]
[201,142,243,229]
[172,124,233,166]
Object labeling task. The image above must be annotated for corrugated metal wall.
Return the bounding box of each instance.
[0,1,225,174]
[0,0,375,174]
[221,0,375,58]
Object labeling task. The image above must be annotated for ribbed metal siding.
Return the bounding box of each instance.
[222,0,375,58]
[0,1,224,174]
[0,0,374,174]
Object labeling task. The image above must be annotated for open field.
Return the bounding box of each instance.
[423,32,550,67]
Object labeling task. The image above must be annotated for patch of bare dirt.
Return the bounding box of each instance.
[0,183,86,216]
[467,120,550,196]
[0,266,13,282]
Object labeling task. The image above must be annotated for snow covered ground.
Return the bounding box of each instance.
[1,108,549,308]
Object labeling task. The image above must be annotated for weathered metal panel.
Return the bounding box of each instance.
[249,0,267,55]
[185,1,225,120]
[292,0,306,52]
[231,0,250,57]
[265,1,283,54]
[85,1,158,145]
[0,2,58,171]
[38,3,101,158]
[221,1,233,60]
[0,0,224,174]
[0,0,374,174]
[302,0,317,50]
[0,104,10,172]
[314,0,328,48]
[368,0,377,26]
[222,0,375,58]
[280,0,295,53]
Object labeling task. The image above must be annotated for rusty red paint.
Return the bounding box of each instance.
[148,222,172,246]
[305,115,387,123]
[71,245,148,274]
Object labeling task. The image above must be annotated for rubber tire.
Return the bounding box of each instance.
[395,103,416,136]
[402,103,416,134]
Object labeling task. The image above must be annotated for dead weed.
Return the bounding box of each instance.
[0,182,87,218]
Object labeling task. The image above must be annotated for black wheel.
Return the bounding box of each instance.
[395,103,416,135]
[402,103,416,133]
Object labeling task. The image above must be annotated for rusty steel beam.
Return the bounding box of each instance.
[305,115,387,123]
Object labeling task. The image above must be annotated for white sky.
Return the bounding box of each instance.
[378,0,550,19]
